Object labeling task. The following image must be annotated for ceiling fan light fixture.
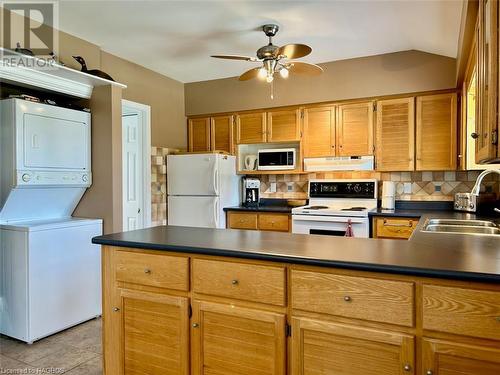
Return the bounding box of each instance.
[258,67,267,79]
[279,67,289,79]
[266,74,274,83]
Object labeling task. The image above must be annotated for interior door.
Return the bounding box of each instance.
[167,154,218,196]
[375,98,415,171]
[167,196,220,228]
[23,114,88,170]
[122,114,144,231]
[188,117,211,152]
[291,317,415,375]
[107,289,189,375]
[303,107,336,157]
[336,102,374,156]
[422,338,500,375]
[191,300,286,375]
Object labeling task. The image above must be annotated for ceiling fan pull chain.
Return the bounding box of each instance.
[270,80,274,100]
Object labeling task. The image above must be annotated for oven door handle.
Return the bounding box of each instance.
[292,215,366,224]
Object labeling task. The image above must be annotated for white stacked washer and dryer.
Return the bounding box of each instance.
[0,99,102,343]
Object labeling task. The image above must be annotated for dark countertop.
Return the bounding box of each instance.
[93,211,500,283]
[224,199,294,213]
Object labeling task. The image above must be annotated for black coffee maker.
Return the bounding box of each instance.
[243,178,260,207]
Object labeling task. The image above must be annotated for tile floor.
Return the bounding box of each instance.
[0,318,102,374]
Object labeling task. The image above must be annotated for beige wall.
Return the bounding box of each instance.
[185,50,456,116]
[101,52,186,148]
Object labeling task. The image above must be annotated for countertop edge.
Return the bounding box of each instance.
[92,237,500,284]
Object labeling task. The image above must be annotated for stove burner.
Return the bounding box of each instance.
[306,205,329,210]
[341,207,367,211]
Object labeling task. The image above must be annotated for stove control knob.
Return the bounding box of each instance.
[354,184,362,193]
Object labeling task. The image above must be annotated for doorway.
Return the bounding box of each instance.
[122,99,152,231]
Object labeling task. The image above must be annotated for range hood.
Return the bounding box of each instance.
[303,156,374,172]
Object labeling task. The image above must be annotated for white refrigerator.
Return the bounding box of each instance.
[167,153,240,229]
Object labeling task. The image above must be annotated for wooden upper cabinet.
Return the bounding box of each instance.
[422,338,500,375]
[476,0,499,162]
[109,289,189,375]
[303,106,336,157]
[336,101,374,156]
[291,317,415,375]
[416,93,457,171]
[266,109,301,142]
[375,98,415,171]
[188,117,210,152]
[236,112,267,144]
[191,300,286,375]
[211,115,233,154]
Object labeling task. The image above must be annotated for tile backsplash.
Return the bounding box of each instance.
[259,171,500,201]
[151,147,168,226]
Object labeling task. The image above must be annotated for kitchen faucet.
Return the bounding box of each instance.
[455,169,500,212]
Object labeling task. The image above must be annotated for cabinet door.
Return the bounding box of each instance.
[105,289,189,375]
[291,317,415,375]
[211,115,234,154]
[191,300,286,375]
[416,93,457,170]
[303,107,335,157]
[476,0,498,162]
[267,109,301,142]
[188,118,211,152]
[336,102,374,156]
[236,112,267,144]
[422,338,500,375]
[376,98,415,171]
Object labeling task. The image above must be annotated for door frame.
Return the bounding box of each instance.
[122,99,152,229]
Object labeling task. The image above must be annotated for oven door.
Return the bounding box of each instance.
[292,215,369,238]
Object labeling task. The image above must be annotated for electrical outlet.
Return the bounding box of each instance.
[403,183,412,194]
[270,182,277,193]
[287,182,294,192]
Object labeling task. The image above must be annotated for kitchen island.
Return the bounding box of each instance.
[93,214,500,375]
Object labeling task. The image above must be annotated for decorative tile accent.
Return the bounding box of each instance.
[257,171,500,201]
[151,147,175,226]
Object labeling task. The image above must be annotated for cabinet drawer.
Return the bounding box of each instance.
[374,217,418,239]
[193,259,286,306]
[423,284,500,341]
[228,212,258,230]
[291,270,414,326]
[258,213,290,232]
[114,250,189,291]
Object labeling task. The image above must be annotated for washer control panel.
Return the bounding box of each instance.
[16,170,91,187]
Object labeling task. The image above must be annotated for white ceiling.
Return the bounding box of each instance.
[58,0,463,83]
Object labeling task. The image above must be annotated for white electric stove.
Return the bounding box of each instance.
[292,179,378,238]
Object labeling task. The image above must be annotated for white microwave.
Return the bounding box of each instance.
[258,148,296,170]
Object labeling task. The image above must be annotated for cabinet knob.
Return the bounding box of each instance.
[113,307,120,312]
[343,296,352,302]
[192,323,199,328]
[231,279,239,285]
[403,364,411,372]
[426,371,433,375]
[471,132,479,139]
[144,268,152,274]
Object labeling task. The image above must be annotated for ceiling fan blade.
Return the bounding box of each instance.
[239,68,260,81]
[278,44,312,59]
[211,55,258,62]
[287,61,323,76]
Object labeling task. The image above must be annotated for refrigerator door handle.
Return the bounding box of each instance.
[213,199,219,228]
[212,163,219,195]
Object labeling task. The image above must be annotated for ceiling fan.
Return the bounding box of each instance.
[211,24,323,83]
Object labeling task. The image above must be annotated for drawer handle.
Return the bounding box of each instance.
[231,279,239,285]
[383,219,412,228]
[192,323,199,328]
[113,307,120,312]
[144,268,152,274]
[343,296,352,302]
[403,364,411,372]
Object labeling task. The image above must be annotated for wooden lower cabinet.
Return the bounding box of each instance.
[422,338,500,375]
[191,300,286,375]
[227,211,291,232]
[291,317,415,375]
[106,288,189,375]
[372,217,419,240]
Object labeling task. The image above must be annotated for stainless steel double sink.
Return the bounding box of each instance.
[422,218,500,236]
